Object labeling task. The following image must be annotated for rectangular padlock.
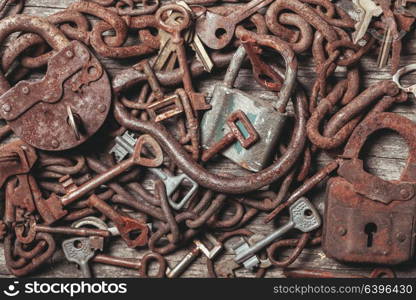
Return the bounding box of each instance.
[201,47,287,172]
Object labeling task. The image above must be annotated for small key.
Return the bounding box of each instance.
[352,0,383,44]
[62,237,96,278]
[166,234,222,278]
[202,110,259,162]
[195,0,275,50]
[233,198,321,270]
[110,131,199,210]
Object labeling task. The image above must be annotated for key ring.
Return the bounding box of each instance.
[392,64,416,97]
[155,4,191,39]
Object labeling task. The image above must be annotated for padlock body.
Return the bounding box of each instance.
[201,84,287,172]
[322,177,416,265]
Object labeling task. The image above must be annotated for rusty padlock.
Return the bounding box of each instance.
[323,112,416,265]
[200,45,290,172]
[0,15,111,151]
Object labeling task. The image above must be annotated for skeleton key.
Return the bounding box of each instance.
[352,0,383,44]
[166,234,222,278]
[154,12,194,72]
[87,194,149,248]
[156,4,210,111]
[62,237,96,278]
[110,131,199,210]
[233,198,321,270]
[195,0,275,50]
[60,134,162,207]
[202,110,259,162]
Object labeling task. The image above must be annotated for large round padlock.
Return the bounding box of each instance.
[0,15,111,151]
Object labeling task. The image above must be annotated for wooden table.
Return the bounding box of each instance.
[0,0,416,278]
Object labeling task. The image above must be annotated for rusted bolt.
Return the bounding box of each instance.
[2,104,11,112]
[400,188,411,199]
[396,232,406,243]
[98,104,106,113]
[66,50,74,58]
[51,139,60,149]
[22,86,30,95]
[338,227,347,236]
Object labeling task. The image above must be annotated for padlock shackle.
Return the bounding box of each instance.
[343,112,416,182]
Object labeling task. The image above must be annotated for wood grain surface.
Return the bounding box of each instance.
[0,0,416,278]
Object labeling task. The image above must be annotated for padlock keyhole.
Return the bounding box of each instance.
[364,223,377,247]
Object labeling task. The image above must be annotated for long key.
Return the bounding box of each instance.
[233,198,321,269]
[61,134,163,207]
[37,135,162,225]
[15,218,111,245]
[166,234,222,278]
[352,0,383,44]
[156,4,210,111]
[110,131,199,210]
[62,237,96,278]
[195,0,275,50]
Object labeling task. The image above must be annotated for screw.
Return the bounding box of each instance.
[2,104,11,112]
[98,104,106,113]
[66,50,74,58]
[51,139,60,149]
[338,227,347,236]
[396,232,406,242]
[400,188,411,199]
[22,86,30,95]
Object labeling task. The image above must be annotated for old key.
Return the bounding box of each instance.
[36,135,163,225]
[352,0,383,44]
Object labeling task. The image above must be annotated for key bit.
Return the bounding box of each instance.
[62,237,96,278]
